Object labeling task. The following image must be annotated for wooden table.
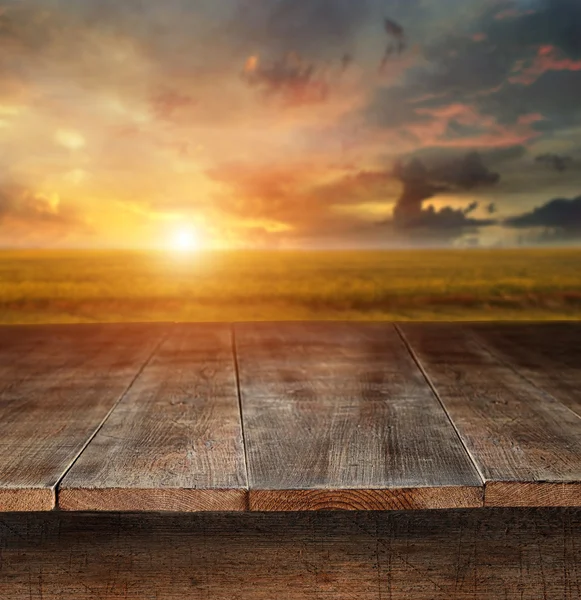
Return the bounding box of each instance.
[0,322,580,599]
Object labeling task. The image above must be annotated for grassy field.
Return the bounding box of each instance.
[0,248,580,323]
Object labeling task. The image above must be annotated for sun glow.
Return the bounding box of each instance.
[170,227,202,253]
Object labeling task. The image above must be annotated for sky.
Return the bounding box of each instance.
[1,0,580,249]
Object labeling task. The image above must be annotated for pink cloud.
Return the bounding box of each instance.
[404,102,541,150]
[509,45,581,85]
[494,8,536,20]
[472,33,487,42]
[434,131,538,149]
[413,103,495,139]
[517,113,545,126]
[470,83,505,98]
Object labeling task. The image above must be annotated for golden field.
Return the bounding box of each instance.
[0,248,580,323]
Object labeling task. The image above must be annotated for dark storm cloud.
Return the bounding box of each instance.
[485,144,528,165]
[401,144,528,170]
[535,153,575,172]
[505,195,581,236]
[391,152,500,231]
[401,204,496,232]
[430,151,500,189]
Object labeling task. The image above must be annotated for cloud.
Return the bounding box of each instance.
[2,0,581,248]
[477,69,581,132]
[207,151,502,247]
[232,0,372,56]
[149,88,198,121]
[241,52,331,106]
[0,183,90,245]
[205,158,404,247]
[494,8,537,21]
[365,85,432,130]
[55,129,86,150]
[364,0,581,148]
[508,44,581,86]
[505,195,581,238]
[535,153,574,172]
[365,91,539,152]
[391,152,499,234]
[208,160,387,218]
[484,144,528,165]
[399,204,496,234]
[430,150,501,189]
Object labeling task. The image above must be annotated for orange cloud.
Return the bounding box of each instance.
[205,159,401,246]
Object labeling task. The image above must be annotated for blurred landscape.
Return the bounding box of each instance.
[1,249,580,324]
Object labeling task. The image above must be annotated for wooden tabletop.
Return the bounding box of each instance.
[0,322,579,513]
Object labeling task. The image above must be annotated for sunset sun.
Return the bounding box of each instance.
[171,227,202,253]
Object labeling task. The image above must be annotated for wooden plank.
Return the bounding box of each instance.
[468,322,581,418]
[235,322,482,511]
[0,324,166,512]
[0,324,106,379]
[0,509,579,599]
[398,323,581,508]
[59,323,247,512]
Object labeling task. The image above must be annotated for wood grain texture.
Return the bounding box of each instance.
[0,509,579,599]
[486,482,581,507]
[469,322,581,417]
[250,487,482,511]
[60,323,247,512]
[0,489,53,512]
[0,324,166,512]
[398,323,581,508]
[59,488,246,512]
[235,322,482,511]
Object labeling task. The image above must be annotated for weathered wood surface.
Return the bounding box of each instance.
[60,324,247,512]
[469,322,581,418]
[1,322,580,512]
[398,323,581,508]
[0,324,166,512]
[0,509,579,599]
[235,322,482,511]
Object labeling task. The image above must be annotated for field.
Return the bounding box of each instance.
[0,248,580,324]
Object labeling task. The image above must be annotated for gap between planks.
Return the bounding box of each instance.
[0,323,170,512]
[58,323,248,512]
[53,328,170,511]
[235,322,483,511]
[2,322,579,513]
[398,322,581,509]
[231,325,251,512]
